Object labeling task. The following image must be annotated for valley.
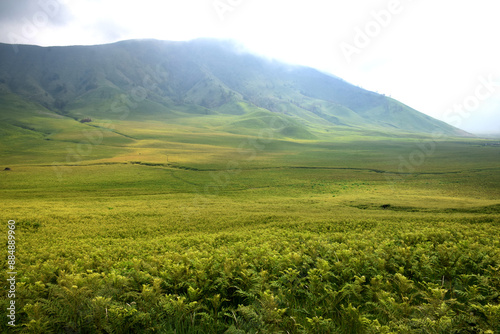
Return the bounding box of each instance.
[0,39,499,333]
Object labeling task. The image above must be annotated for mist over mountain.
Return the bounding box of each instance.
[0,38,467,139]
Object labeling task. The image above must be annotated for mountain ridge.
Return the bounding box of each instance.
[0,38,469,139]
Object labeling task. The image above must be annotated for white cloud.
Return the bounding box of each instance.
[0,0,499,134]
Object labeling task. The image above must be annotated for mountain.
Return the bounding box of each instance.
[0,38,467,150]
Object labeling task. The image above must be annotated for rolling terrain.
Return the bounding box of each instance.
[0,38,470,170]
[0,40,499,333]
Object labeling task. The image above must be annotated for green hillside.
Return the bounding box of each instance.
[1,39,499,334]
[0,39,467,142]
[0,39,472,167]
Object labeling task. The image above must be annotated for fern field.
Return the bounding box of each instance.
[2,143,500,333]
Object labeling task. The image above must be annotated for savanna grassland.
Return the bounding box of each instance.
[1,113,500,334]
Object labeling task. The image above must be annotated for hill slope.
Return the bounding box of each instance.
[0,39,465,139]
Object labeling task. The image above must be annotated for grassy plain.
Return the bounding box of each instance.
[1,114,500,333]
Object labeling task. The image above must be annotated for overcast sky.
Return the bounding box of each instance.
[1,0,499,134]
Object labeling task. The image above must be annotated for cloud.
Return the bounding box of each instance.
[0,0,498,133]
[0,0,73,25]
[0,0,74,45]
[0,0,40,23]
